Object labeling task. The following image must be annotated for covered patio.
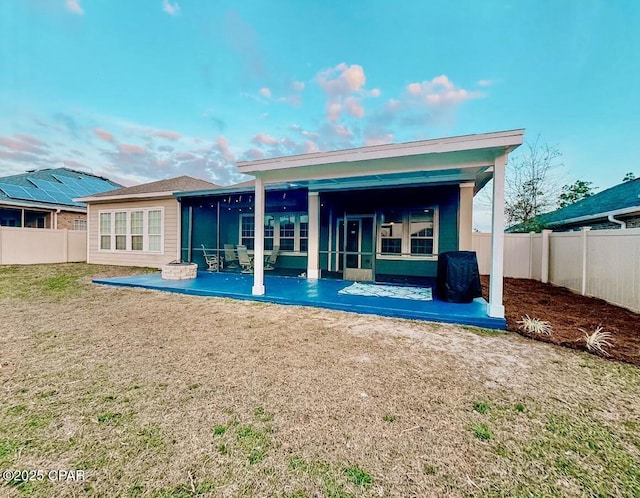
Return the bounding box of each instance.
[93,271,506,329]
[238,129,525,321]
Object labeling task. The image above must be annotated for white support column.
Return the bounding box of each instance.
[488,154,507,318]
[458,183,475,251]
[176,200,182,261]
[252,177,266,295]
[307,192,320,279]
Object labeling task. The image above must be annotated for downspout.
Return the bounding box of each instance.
[54,208,61,229]
[608,214,626,229]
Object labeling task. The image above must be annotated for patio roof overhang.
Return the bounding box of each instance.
[235,128,524,322]
[237,129,524,193]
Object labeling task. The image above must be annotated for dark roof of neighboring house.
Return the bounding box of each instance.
[86,175,220,199]
[0,167,121,209]
[509,178,640,230]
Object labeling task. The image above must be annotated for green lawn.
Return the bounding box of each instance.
[0,263,639,497]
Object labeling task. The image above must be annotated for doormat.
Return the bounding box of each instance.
[338,282,433,301]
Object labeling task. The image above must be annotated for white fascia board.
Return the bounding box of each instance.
[548,205,640,226]
[237,129,525,174]
[0,199,86,213]
[75,191,177,203]
[254,158,493,184]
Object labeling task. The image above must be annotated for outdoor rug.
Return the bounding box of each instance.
[338,282,433,301]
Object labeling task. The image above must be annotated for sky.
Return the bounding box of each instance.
[1,0,639,229]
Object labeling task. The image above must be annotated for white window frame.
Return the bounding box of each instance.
[98,207,164,253]
[73,219,87,231]
[376,207,439,260]
[239,212,308,254]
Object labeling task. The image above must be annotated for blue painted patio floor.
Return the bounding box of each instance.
[93,272,506,329]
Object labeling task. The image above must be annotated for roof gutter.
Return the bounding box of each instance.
[547,205,640,227]
[0,199,87,213]
[75,191,178,203]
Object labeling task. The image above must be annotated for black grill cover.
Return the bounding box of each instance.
[436,251,482,303]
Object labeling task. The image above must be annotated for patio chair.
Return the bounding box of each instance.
[224,244,240,269]
[264,245,280,271]
[236,245,254,273]
[201,244,220,271]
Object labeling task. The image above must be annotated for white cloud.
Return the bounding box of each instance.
[65,0,84,15]
[405,74,480,107]
[162,0,180,16]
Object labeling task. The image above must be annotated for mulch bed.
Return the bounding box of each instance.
[481,276,640,366]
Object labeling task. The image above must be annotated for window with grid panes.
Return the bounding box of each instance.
[279,214,295,251]
[264,215,274,250]
[299,214,309,252]
[409,209,435,255]
[380,210,403,254]
[99,212,111,250]
[130,211,143,251]
[115,212,127,250]
[240,215,255,250]
[148,210,162,251]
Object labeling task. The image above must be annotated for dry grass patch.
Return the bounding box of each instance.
[0,264,639,497]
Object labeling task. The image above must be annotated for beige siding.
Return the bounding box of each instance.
[87,197,179,268]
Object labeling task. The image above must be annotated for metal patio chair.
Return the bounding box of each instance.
[264,245,280,271]
[236,245,254,274]
[201,244,221,271]
[223,244,240,269]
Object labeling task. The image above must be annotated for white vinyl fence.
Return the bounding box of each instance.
[473,228,640,313]
[0,227,87,265]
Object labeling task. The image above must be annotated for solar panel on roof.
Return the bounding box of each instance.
[24,186,57,203]
[0,183,36,200]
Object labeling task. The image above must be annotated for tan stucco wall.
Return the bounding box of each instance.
[87,197,179,268]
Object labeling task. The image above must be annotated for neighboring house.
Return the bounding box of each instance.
[0,167,120,229]
[176,129,524,319]
[76,176,219,268]
[512,178,640,232]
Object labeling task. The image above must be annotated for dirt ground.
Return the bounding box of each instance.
[481,275,640,366]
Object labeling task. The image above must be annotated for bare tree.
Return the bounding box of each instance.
[473,135,564,232]
[504,136,564,231]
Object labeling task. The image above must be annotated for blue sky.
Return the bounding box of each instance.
[1,1,639,209]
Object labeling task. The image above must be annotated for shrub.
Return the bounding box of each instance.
[517,315,552,335]
[581,326,613,356]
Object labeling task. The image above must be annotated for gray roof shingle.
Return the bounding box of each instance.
[88,176,220,198]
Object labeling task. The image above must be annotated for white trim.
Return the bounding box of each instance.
[488,154,507,318]
[0,200,86,213]
[98,207,164,254]
[76,191,178,203]
[252,177,265,296]
[238,129,525,173]
[376,207,439,258]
